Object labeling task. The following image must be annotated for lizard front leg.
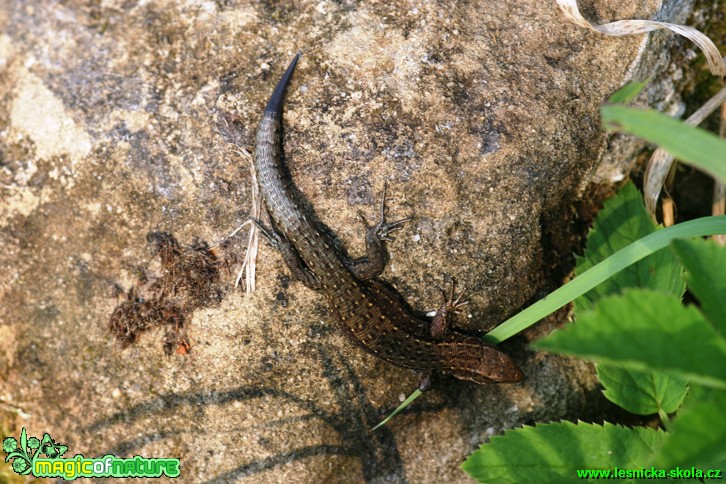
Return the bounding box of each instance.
[430,279,469,340]
[416,280,468,391]
[349,183,411,280]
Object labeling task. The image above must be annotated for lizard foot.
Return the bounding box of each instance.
[358,182,412,242]
[430,278,469,340]
[242,218,284,249]
[349,183,411,280]
[417,369,434,392]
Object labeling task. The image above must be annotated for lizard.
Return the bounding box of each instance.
[252,53,523,390]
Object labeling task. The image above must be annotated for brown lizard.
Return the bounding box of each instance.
[252,53,522,389]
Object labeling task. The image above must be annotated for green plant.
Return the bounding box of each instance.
[458,85,726,481]
[462,183,726,480]
[375,211,726,431]
[372,82,726,480]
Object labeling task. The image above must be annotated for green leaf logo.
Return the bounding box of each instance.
[3,427,67,476]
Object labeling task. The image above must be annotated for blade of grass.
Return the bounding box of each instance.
[486,215,726,344]
[602,105,726,184]
[372,389,422,430]
[608,80,648,104]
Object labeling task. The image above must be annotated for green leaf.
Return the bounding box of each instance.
[574,183,686,415]
[601,105,726,183]
[574,182,685,313]
[19,428,27,457]
[461,421,665,482]
[655,388,726,472]
[535,289,726,390]
[672,238,726,335]
[608,80,648,104]
[596,366,687,415]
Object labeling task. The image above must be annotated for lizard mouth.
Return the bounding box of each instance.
[477,355,524,383]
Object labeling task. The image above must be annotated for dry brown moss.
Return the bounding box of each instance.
[108,231,224,354]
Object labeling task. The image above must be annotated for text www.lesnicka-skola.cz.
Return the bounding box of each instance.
[576,466,722,480]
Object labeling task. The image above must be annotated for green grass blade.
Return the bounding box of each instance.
[607,80,648,104]
[372,389,422,431]
[601,105,726,183]
[485,216,726,344]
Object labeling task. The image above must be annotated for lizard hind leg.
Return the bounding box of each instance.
[247,217,321,290]
[417,369,434,392]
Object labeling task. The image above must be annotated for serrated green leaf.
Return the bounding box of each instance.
[655,389,726,472]
[575,182,685,313]
[535,289,726,390]
[608,80,648,104]
[461,421,665,483]
[596,365,687,415]
[574,183,686,415]
[672,238,726,335]
[601,105,726,183]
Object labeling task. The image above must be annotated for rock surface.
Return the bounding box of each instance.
[0,0,703,481]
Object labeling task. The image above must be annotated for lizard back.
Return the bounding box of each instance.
[253,54,523,385]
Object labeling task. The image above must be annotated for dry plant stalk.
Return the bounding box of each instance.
[235,148,261,293]
[714,102,726,246]
[557,0,726,222]
[556,0,726,77]
[210,147,261,293]
[643,87,726,220]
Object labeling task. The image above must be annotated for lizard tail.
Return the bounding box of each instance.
[264,52,301,114]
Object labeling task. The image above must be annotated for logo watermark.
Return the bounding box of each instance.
[3,427,180,480]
